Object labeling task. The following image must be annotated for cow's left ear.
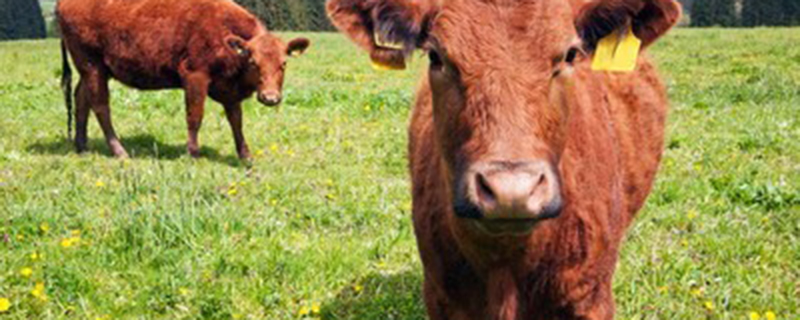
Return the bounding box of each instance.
[286,38,310,57]
[575,0,681,51]
[326,0,437,70]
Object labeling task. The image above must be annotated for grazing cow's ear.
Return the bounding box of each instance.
[286,38,310,57]
[226,35,251,58]
[575,0,681,52]
[326,0,436,70]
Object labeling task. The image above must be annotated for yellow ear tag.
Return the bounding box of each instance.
[371,60,405,71]
[591,26,641,72]
[370,32,406,71]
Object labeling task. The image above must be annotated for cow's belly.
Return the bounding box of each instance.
[103,54,182,90]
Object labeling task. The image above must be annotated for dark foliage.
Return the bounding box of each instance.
[0,0,47,40]
[233,0,333,31]
[691,0,738,27]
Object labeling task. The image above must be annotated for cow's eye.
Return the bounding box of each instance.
[565,46,581,65]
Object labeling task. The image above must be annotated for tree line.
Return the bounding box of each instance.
[691,0,800,27]
[1,0,799,41]
[0,0,47,40]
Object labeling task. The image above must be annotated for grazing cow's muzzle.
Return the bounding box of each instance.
[257,91,282,107]
[455,160,563,235]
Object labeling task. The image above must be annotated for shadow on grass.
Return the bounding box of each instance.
[322,270,426,320]
[26,134,243,167]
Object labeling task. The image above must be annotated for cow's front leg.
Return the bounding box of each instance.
[182,72,210,158]
[224,102,250,160]
[561,277,615,320]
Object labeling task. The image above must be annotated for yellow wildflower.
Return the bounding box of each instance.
[311,302,321,314]
[71,229,81,236]
[40,223,50,233]
[255,149,265,156]
[270,143,279,153]
[95,180,105,187]
[16,234,24,241]
[179,288,190,296]
[31,282,47,301]
[681,239,689,247]
[703,301,714,311]
[30,252,41,261]
[686,209,698,220]
[750,312,760,320]
[353,284,363,294]
[286,150,295,157]
[765,311,776,320]
[20,267,33,277]
[657,286,669,293]
[298,306,310,317]
[227,187,238,196]
[270,199,278,206]
[690,287,703,297]
[61,237,79,248]
[232,314,243,319]
[0,297,10,312]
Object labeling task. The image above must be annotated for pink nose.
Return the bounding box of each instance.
[468,161,562,221]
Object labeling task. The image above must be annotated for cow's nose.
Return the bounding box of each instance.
[468,161,562,221]
[257,92,282,106]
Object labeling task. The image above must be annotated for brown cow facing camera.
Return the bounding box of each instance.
[57,0,310,160]
[328,0,679,318]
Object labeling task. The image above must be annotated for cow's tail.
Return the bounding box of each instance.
[60,39,73,139]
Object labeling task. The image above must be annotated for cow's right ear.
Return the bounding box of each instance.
[226,36,251,58]
[575,0,681,52]
[326,0,436,70]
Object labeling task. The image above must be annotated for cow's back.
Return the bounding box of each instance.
[58,0,260,89]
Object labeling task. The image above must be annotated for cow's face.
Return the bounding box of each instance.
[328,0,679,235]
[228,34,310,106]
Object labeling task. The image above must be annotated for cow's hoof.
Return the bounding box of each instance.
[188,149,201,158]
[114,151,129,159]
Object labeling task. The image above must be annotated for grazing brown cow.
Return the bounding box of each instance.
[57,0,310,160]
[327,0,679,318]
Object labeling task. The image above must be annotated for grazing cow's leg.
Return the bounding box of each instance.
[74,79,91,153]
[182,72,210,158]
[83,68,127,158]
[223,102,250,160]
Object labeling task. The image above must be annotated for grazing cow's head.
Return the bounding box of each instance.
[227,34,310,106]
[328,0,679,235]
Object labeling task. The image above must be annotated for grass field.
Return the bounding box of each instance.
[0,28,798,319]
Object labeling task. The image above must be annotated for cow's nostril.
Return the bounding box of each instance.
[476,173,496,205]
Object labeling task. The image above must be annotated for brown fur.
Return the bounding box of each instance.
[57,0,310,159]
[328,0,680,318]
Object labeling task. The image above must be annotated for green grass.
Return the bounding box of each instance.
[0,29,797,319]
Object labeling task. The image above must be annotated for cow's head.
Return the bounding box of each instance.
[328,0,679,235]
[227,34,310,106]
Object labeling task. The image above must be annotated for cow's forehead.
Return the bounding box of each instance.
[432,0,576,76]
[252,34,284,55]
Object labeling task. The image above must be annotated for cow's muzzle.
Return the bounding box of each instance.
[257,91,282,107]
[454,160,563,236]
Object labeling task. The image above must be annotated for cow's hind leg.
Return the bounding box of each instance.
[83,68,128,158]
[224,102,250,160]
[74,79,90,153]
